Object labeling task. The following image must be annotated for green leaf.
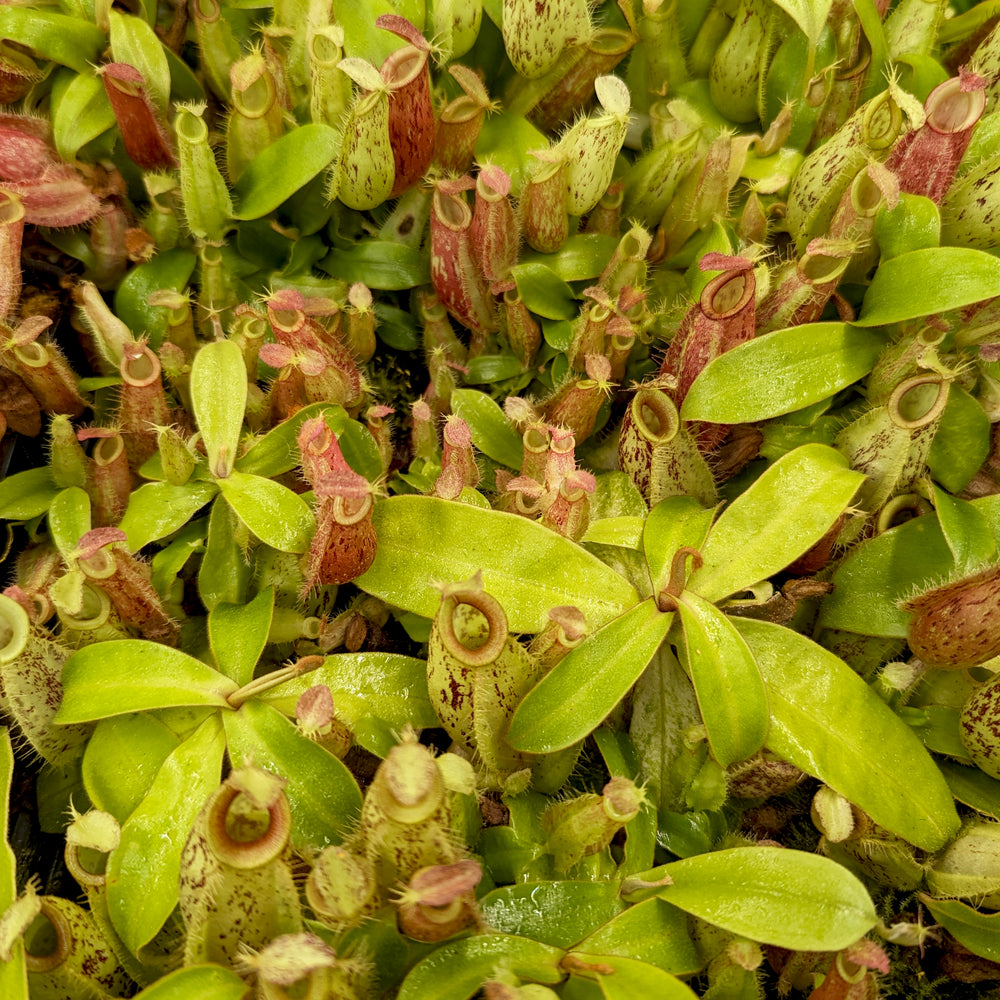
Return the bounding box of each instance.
[337,0,424,63]
[939,759,1000,820]
[927,384,992,493]
[82,713,181,824]
[190,340,247,479]
[130,965,249,1000]
[593,959,697,1000]
[475,113,548,195]
[0,467,59,520]
[676,591,768,768]
[451,388,524,469]
[48,487,91,560]
[642,497,716,597]
[0,7,105,72]
[737,619,961,851]
[0,729,27,1000]
[107,716,225,953]
[856,248,1000,326]
[933,484,995,574]
[235,402,344,478]
[681,324,888,423]
[114,248,197,351]
[688,444,864,602]
[57,641,237,723]
[818,512,954,637]
[479,881,625,948]
[261,652,437,757]
[118,481,218,552]
[398,935,565,1000]
[647,846,876,951]
[521,234,620,282]
[209,586,273,686]
[771,0,833,46]
[217,470,314,553]
[198,497,252,610]
[465,354,526,384]
[232,124,341,219]
[507,600,672,753]
[109,10,171,110]
[357,496,639,633]
[511,262,579,320]
[51,69,114,162]
[874,193,941,260]
[223,700,362,849]
[852,0,889,102]
[320,241,430,290]
[575,898,701,976]
[922,896,1000,963]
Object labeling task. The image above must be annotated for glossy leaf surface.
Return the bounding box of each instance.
[57,641,237,723]
[130,965,249,1000]
[648,846,876,951]
[688,445,863,602]
[217,471,314,553]
[642,497,716,599]
[119,481,218,552]
[223,700,362,849]
[590,956,698,1000]
[356,496,638,633]
[927,384,992,493]
[0,8,105,73]
[681,324,887,423]
[48,486,90,559]
[676,590,768,768]
[208,585,272,686]
[772,0,833,46]
[508,600,672,753]
[107,716,225,953]
[0,468,59,520]
[397,935,565,1000]
[922,896,1000,962]
[451,389,524,469]
[856,247,1000,326]
[933,484,995,573]
[737,619,960,850]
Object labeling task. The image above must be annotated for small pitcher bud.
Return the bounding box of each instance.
[522,150,569,253]
[394,859,482,942]
[433,65,496,176]
[502,0,591,79]
[305,846,378,926]
[335,58,394,210]
[926,819,1000,907]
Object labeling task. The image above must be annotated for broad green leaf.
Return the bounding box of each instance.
[397,935,565,1000]
[233,124,341,219]
[681,324,888,423]
[0,7,105,72]
[356,496,639,633]
[922,896,1000,962]
[152,519,205,596]
[0,729,27,1000]
[874,193,940,260]
[589,956,698,1000]
[107,716,225,953]
[676,591,768,768]
[190,340,247,479]
[856,248,1000,326]
[465,354,525,384]
[0,467,59,520]
[119,481,218,552]
[209,586,273,686]
[642,497,716,597]
[589,472,647,520]
[644,846,876,951]
[57,641,237,723]
[521,234,619,281]
[337,0,424,62]
[511,262,579,320]
[575,898,700,976]
[507,600,671,754]
[114,248,197,351]
[450,389,524,469]
[223,700,362,849]
[475,113,548,194]
[131,964,249,1000]
[48,487,91,559]
[320,241,430,290]
[51,69,114,161]
[198,498,252,610]
[479,881,625,948]
[939,759,1000,820]
[737,619,961,850]
[771,0,833,46]
[927,384,992,493]
[582,517,644,549]
[217,471,314,553]
[818,512,954,637]
[109,10,171,110]
[82,713,181,824]
[933,484,995,573]
[261,653,437,756]
[688,444,863,602]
